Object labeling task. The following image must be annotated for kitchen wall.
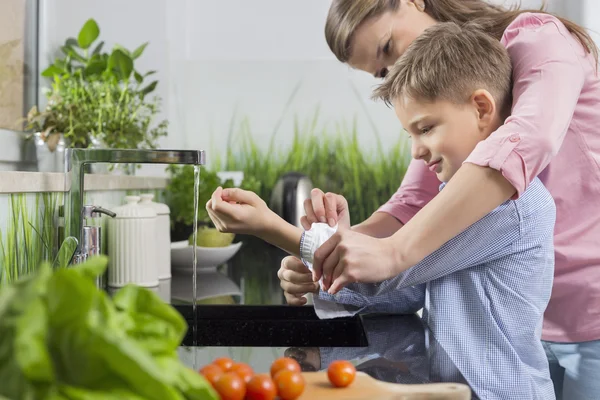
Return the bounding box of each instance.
[37,0,596,176]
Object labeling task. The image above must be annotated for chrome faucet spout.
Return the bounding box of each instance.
[64,148,206,271]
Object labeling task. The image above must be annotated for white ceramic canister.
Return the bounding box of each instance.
[139,193,171,280]
[108,195,158,287]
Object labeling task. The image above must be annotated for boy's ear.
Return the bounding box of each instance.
[470,89,496,131]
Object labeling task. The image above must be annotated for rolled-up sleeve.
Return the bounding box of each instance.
[376,159,440,224]
[318,283,426,315]
[464,13,586,198]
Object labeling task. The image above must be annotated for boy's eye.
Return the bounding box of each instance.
[420,126,432,135]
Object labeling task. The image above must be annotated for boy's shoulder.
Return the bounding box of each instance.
[510,177,555,219]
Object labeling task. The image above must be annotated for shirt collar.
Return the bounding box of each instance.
[439,182,447,192]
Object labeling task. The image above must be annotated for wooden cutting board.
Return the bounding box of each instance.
[298,371,471,399]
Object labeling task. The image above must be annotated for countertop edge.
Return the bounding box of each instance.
[0,171,168,193]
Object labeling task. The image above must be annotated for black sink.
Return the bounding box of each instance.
[174,305,368,347]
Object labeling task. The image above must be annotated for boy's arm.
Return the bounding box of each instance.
[258,210,303,257]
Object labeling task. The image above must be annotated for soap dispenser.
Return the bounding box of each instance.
[107,195,158,288]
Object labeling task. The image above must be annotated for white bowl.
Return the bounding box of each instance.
[170,241,243,273]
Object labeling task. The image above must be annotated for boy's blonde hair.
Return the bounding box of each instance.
[372,22,512,115]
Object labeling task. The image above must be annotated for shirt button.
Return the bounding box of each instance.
[509,134,520,143]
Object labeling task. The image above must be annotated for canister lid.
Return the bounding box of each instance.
[139,193,170,215]
[112,196,156,219]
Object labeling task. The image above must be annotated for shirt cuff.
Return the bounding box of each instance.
[463,133,525,199]
[300,222,338,265]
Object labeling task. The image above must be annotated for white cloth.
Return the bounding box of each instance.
[299,223,363,319]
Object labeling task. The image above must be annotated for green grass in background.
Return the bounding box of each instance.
[214,109,411,225]
[0,193,59,284]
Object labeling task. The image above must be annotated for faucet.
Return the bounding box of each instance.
[63,148,206,281]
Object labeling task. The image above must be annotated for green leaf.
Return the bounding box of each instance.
[155,357,219,400]
[61,46,87,63]
[77,19,100,49]
[140,80,158,97]
[65,37,79,48]
[112,285,187,354]
[45,265,182,399]
[0,264,54,398]
[144,70,157,77]
[134,71,143,84]
[113,44,131,57]
[41,65,65,78]
[91,41,105,56]
[70,255,108,281]
[84,59,107,77]
[108,49,133,80]
[56,385,147,400]
[54,60,67,73]
[132,42,148,59]
[0,252,217,400]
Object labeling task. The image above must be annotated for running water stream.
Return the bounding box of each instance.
[191,165,200,369]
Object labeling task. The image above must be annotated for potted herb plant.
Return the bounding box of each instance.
[22,18,167,172]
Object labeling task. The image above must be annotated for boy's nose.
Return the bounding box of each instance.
[411,141,428,160]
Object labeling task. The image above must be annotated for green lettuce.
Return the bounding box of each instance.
[0,256,218,400]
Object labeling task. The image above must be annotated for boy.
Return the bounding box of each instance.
[207,22,555,400]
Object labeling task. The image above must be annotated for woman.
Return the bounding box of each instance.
[278,1,600,399]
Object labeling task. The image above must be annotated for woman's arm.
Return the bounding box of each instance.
[390,14,586,268]
[391,165,515,267]
[352,212,404,238]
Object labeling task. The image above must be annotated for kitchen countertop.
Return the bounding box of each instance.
[0,171,168,193]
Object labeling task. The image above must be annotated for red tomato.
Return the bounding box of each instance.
[245,374,277,400]
[273,370,305,400]
[327,360,356,388]
[270,357,301,378]
[213,372,246,400]
[230,362,254,383]
[199,364,224,386]
[213,357,235,372]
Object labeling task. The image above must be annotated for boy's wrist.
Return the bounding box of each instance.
[256,209,279,241]
[255,209,303,257]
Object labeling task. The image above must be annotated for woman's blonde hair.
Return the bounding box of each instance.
[325,0,598,65]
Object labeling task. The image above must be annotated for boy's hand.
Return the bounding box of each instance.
[301,188,351,230]
[278,256,320,306]
[206,187,274,236]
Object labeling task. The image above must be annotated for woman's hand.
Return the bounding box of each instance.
[301,188,351,230]
[278,256,320,306]
[206,187,273,236]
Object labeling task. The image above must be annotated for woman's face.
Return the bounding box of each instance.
[347,0,437,78]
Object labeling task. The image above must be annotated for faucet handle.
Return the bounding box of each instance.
[82,205,117,219]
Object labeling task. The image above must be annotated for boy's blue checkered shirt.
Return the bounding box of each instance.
[309,178,556,400]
